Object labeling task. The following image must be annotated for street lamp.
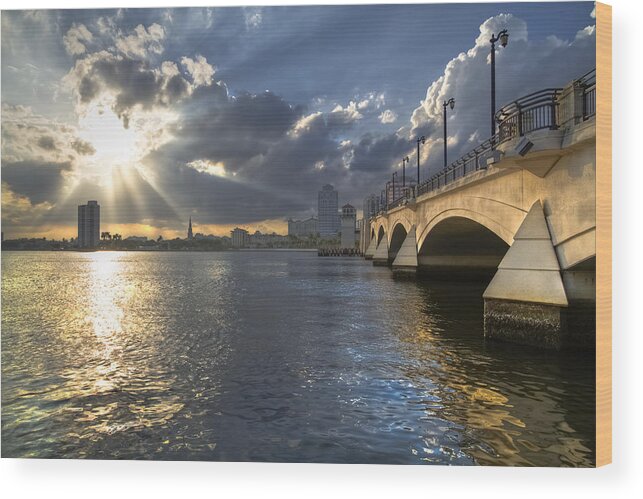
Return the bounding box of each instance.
[392,171,398,203]
[490,29,509,137]
[416,136,426,185]
[401,156,410,187]
[443,98,455,168]
[385,181,391,210]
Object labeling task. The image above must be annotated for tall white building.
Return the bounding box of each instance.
[340,203,357,249]
[318,184,340,237]
[77,200,100,248]
[230,227,249,248]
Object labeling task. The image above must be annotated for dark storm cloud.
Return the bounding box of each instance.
[37,135,57,150]
[349,133,411,174]
[165,84,302,172]
[140,85,387,224]
[70,138,96,155]
[2,160,72,205]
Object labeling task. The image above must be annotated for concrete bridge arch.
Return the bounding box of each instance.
[416,208,518,252]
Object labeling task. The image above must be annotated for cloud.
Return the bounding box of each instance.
[181,55,215,86]
[407,13,596,175]
[71,138,96,155]
[1,103,92,165]
[1,104,94,206]
[1,182,54,228]
[64,50,201,127]
[378,109,398,124]
[63,23,93,55]
[330,101,363,122]
[186,159,227,177]
[243,8,263,29]
[114,23,165,59]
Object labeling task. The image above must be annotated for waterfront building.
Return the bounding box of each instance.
[340,203,357,249]
[288,217,318,237]
[247,231,289,248]
[77,200,100,248]
[318,184,340,237]
[231,227,249,248]
[362,194,380,220]
[187,217,194,240]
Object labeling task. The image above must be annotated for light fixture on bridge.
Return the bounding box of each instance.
[515,137,534,157]
[490,29,509,138]
[416,136,426,186]
[401,156,410,187]
[443,98,456,168]
[499,31,509,48]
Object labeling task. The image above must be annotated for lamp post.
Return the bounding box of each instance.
[416,136,426,186]
[443,98,455,168]
[385,181,391,210]
[490,29,509,137]
[401,156,410,187]
[392,171,398,203]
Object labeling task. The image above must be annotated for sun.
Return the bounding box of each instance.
[77,104,141,186]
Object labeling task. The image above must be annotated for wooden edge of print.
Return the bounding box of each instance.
[596,1,612,467]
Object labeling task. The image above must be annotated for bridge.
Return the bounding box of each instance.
[363,70,596,350]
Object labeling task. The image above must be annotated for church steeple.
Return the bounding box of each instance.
[187,217,193,240]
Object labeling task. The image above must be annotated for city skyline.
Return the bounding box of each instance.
[1,4,596,240]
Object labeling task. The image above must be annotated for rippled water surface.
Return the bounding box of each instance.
[1,251,595,465]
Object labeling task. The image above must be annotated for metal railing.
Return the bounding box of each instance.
[416,135,499,196]
[496,87,562,144]
[578,68,596,120]
[375,69,595,214]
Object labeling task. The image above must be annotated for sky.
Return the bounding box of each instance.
[1,2,596,239]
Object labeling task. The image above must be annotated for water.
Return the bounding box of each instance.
[1,251,595,465]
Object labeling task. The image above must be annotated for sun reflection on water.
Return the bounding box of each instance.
[69,253,184,443]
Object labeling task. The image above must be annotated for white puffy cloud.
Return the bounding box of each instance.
[115,23,165,59]
[63,23,93,56]
[379,109,398,124]
[186,159,227,177]
[289,111,323,137]
[408,13,596,175]
[181,55,215,86]
[1,103,93,164]
[331,101,363,122]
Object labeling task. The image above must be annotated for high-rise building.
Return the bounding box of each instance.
[318,184,340,237]
[362,194,380,220]
[340,203,357,249]
[77,200,100,248]
[230,227,249,248]
[187,217,194,240]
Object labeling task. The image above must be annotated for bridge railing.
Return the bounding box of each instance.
[578,68,596,120]
[376,69,595,213]
[495,87,563,144]
[416,135,499,197]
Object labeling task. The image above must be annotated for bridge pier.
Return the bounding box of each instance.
[392,226,418,272]
[483,201,569,349]
[372,240,390,266]
[364,236,376,260]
